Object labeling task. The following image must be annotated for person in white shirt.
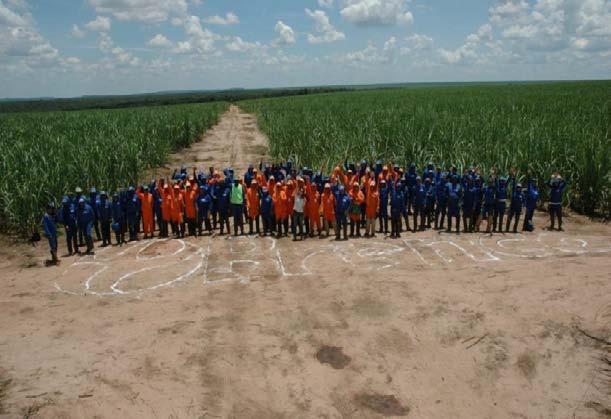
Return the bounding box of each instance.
[293,188,305,241]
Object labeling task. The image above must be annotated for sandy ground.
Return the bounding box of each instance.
[0,107,610,419]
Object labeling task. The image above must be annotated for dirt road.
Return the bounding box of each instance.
[0,108,610,419]
[150,104,270,179]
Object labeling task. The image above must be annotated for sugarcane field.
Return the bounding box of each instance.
[1,1,610,418]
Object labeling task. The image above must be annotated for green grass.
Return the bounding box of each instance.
[241,81,610,217]
[0,102,228,235]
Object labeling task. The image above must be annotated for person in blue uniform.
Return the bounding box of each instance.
[96,191,112,247]
[89,187,101,241]
[462,176,475,233]
[151,180,166,237]
[423,162,435,182]
[111,193,126,245]
[405,163,417,215]
[446,175,462,233]
[60,195,78,255]
[471,176,483,232]
[74,187,86,247]
[493,177,508,232]
[424,178,435,229]
[523,177,539,232]
[260,187,274,236]
[217,179,231,235]
[506,174,525,233]
[77,197,95,254]
[434,173,448,230]
[42,202,59,265]
[377,180,389,234]
[547,173,567,231]
[197,184,212,235]
[412,177,426,232]
[481,177,496,234]
[335,185,351,240]
[126,186,140,241]
[390,181,406,238]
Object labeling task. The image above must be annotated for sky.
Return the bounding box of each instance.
[0,0,610,98]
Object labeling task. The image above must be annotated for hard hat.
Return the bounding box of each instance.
[75,187,83,193]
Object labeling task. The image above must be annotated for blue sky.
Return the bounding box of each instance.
[0,0,609,98]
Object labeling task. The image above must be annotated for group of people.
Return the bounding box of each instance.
[41,160,568,266]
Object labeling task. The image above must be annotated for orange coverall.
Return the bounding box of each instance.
[137,190,155,235]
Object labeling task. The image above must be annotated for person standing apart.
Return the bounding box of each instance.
[42,203,59,266]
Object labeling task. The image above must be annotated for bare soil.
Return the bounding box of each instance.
[0,107,610,418]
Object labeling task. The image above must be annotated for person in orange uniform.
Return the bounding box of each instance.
[305,179,321,237]
[365,181,379,237]
[348,182,364,237]
[159,181,172,238]
[184,178,198,237]
[321,183,336,237]
[285,179,295,236]
[273,182,289,238]
[246,180,261,235]
[137,185,155,239]
[170,183,185,238]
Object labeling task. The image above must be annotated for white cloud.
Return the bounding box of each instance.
[147,34,173,48]
[204,12,239,25]
[305,8,345,43]
[405,33,433,50]
[71,24,85,38]
[502,24,538,39]
[178,15,223,55]
[174,40,192,54]
[225,36,265,53]
[85,16,111,32]
[436,0,611,67]
[88,0,188,23]
[489,0,530,25]
[64,56,80,65]
[335,37,396,65]
[0,1,63,71]
[273,21,296,46]
[318,0,334,8]
[340,0,413,26]
[262,51,306,66]
[0,1,27,26]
